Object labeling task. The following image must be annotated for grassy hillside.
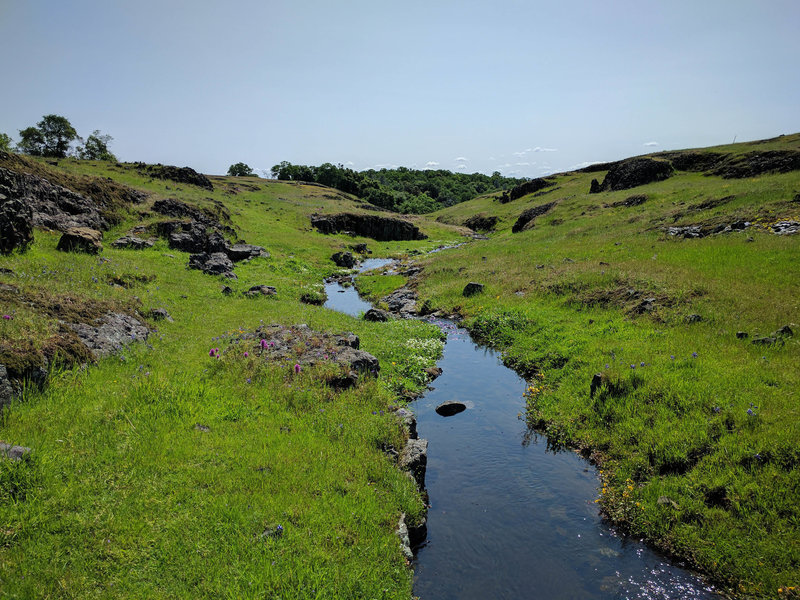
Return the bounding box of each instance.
[0,156,463,598]
[417,133,800,598]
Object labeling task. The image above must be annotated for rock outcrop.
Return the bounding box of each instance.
[0,166,108,231]
[331,251,356,268]
[500,178,556,203]
[65,312,149,358]
[112,235,154,250]
[511,202,556,233]
[463,214,498,232]
[0,197,34,254]
[311,213,427,241]
[136,164,213,190]
[596,158,674,192]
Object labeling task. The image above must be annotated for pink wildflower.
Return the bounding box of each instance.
[294,363,301,374]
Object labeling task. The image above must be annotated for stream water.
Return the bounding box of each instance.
[324,259,716,600]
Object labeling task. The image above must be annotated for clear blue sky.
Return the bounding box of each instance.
[2,0,798,177]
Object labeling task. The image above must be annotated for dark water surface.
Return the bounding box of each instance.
[325,261,715,600]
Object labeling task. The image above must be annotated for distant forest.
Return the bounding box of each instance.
[270,161,525,213]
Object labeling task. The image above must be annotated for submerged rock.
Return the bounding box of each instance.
[435,401,465,417]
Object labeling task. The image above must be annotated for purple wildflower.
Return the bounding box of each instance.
[294,363,301,374]
[747,408,754,416]
[692,352,698,358]
[670,355,675,360]
[630,364,636,369]
[260,339,268,349]
[2,315,11,320]
[640,362,645,367]
[244,351,249,358]
[209,349,216,357]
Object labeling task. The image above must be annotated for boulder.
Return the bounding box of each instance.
[56,227,103,254]
[463,282,484,297]
[112,235,154,250]
[331,251,356,268]
[350,243,368,254]
[511,202,556,233]
[589,178,602,194]
[598,158,673,191]
[364,308,391,322]
[383,288,418,315]
[435,401,465,417]
[0,441,31,462]
[0,197,34,254]
[188,252,236,278]
[424,366,443,380]
[226,243,267,262]
[336,333,360,349]
[311,213,427,241]
[244,285,277,297]
[774,325,793,338]
[169,227,207,253]
[399,438,428,490]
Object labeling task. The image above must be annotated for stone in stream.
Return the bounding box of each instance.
[435,401,466,417]
[462,282,484,297]
[425,366,443,380]
[399,438,428,490]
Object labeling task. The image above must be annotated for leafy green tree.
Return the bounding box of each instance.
[398,192,439,214]
[227,162,254,176]
[0,133,12,152]
[77,130,117,161]
[18,114,78,157]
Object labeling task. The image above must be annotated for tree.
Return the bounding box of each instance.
[227,162,254,176]
[17,114,79,157]
[77,130,117,161]
[0,133,12,152]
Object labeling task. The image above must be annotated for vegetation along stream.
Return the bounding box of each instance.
[325,258,716,599]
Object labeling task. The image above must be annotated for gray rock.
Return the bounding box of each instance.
[395,407,417,439]
[435,401,465,417]
[511,202,557,233]
[364,308,390,322]
[0,364,17,411]
[463,282,484,297]
[0,196,34,254]
[221,285,233,295]
[56,227,103,254]
[331,251,356,268]
[0,166,108,231]
[149,308,173,322]
[188,252,236,278]
[687,314,703,323]
[399,438,428,490]
[0,441,31,461]
[226,243,268,262]
[774,325,794,338]
[194,423,211,433]
[383,288,418,315]
[736,331,749,339]
[335,333,360,349]
[112,235,154,250]
[65,312,149,358]
[244,285,277,297]
[396,515,413,561]
[752,336,777,346]
[424,366,443,380]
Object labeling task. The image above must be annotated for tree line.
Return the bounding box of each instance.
[269,161,525,213]
[1,114,116,161]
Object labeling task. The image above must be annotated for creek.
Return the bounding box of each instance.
[324,258,716,600]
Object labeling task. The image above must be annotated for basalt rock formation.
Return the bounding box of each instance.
[136,163,214,190]
[511,202,557,233]
[311,213,426,241]
[596,158,674,192]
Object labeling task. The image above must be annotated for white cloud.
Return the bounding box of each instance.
[643,141,659,147]
[532,146,557,152]
[488,156,496,161]
[454,156,469,162]
[343,160,354,166]
[425,161,440,167]
[567,160,600,170]
[455,164,467,170]
[512,151,527,157]
[515,162,531,166]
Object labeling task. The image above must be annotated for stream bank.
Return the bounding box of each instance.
[325,259,715,599]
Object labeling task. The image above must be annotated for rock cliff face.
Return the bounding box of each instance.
[0,196,34,254]
[311,213,427,241]
[135,163,214,190]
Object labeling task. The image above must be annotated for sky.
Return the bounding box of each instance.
[1,0,799,178]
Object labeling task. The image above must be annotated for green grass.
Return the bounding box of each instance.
[0,160,455,598]
[415,135,800,598]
